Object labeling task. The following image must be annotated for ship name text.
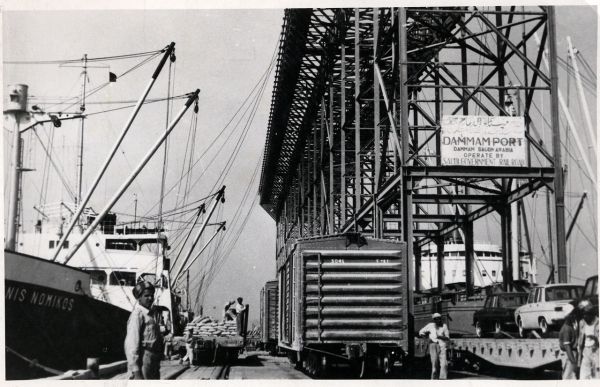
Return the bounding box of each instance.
[6,286,75,311]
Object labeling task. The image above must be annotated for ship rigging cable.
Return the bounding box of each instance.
[186,150,264,300]
[3,48,164,65]
[159,48,177,232]
[134,46,277,241]
[34,48,165,113]
[195,205,227,308]
[56,51,164,114]
[474,13,597,282]
[34,124,57,224]
[5,346,62,376]
[31,126,76,201]
[83,95,189,117]
[173,52,275,299]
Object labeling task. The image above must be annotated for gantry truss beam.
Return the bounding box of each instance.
[260,7,564,288]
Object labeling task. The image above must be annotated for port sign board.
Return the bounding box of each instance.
[441,115,527,167]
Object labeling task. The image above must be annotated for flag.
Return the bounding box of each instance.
[109,72,117,82]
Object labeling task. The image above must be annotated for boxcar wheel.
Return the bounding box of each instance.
[383,355,391,375]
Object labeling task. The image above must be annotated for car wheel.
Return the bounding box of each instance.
[475,321,483,338]
[539,318,549,334]
[518,317,527,338]
[494,321,502,334]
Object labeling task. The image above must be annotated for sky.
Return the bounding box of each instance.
[2,3,598,327]
[3,7,283,324]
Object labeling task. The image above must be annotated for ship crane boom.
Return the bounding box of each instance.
[61,88,200,265]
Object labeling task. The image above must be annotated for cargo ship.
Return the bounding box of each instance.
[4,44,192,379]
[5,249,132,379]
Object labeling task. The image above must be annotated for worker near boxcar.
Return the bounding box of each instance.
[419,313,450,380]
[124,281,164,380]
[559,314,579,379]
[578,302,599,379]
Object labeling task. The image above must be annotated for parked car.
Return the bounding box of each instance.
[515,284,584,337]
[473,292,528,337]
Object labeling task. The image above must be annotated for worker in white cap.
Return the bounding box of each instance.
[125,281,163,379]
[419,312,450,379]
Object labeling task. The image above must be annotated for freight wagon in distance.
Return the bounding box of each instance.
[277,234,408,377]
[260,280,281,355]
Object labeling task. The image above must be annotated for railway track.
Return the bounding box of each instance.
[102,351,562,380]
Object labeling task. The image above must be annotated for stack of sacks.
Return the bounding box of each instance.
[187,316,241,337]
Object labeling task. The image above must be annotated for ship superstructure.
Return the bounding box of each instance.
[418,242,533,290]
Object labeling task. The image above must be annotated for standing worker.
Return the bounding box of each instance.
[559,314,579,379]
[180,327,195,365]
[124,281,164,380]
[163,331,173,361]
[419,313,450,380]
[226,297,247,335]
[163,314,173,361]
[225,297,246,321]
[223,301,234,321]
[578,302,599,379]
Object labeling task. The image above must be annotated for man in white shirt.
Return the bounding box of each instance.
[578,303,599,379]
[124,281,163,379]
[419,312,450,379]
[224,297,246,321]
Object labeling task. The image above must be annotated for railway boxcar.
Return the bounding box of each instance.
[260,280,280,355]
[277,234,408,376]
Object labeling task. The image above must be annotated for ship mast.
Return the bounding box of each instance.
[51,43,176,261]
[74,54,88,226]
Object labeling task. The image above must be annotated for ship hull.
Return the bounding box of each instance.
[5,250,131,379]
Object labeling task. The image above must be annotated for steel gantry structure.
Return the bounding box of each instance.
[259,7,564,299]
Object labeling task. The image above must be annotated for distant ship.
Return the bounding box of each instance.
[417,240,534,290]
[413,238,535,337]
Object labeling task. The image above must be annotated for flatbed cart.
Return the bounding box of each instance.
[193,306,249,364]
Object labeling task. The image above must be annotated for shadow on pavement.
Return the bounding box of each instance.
[239,354,266,367]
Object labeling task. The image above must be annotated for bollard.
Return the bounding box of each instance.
[87,358,100,379]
